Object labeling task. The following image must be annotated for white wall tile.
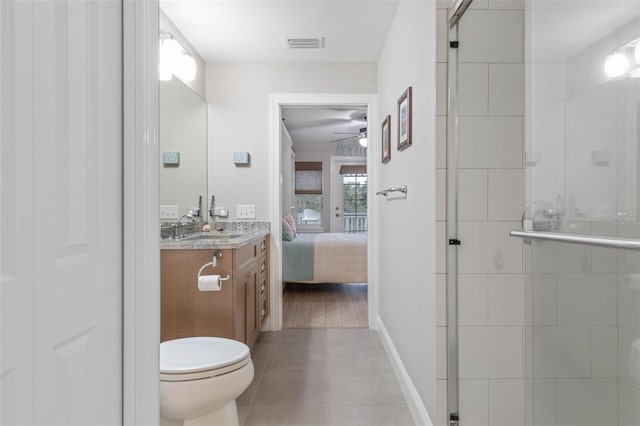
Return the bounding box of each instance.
[618,275,640,334]
[530,379,557,426]
[436,9,448,64]
[436,63,448,116]
[566,169,617,220]
[489,0,524,9]
[590,246,617,274]
[459,274,488,326]
[529,116,565,169]
[459,63,489,116]
[488,169,524,221]
[489,380,525,426]
[488,274,525,326]
[618,328,640,389]
[530,241,591,274]
[459,10,523,63]
[460,379,489,426]
[459,116,523,169]
[437,326,447,379]
[458,221,523,274]
[591,326,617,378]
[436,116,447,169]
[436,168,446,222]
[531,274,557,326]
[436,380,448,426]
[489,64,524,116]
[436,221,446,274]
[532,327,591,378]
[565,115,617,169]
[557,379,617,426]
[459,169,488,221]
[557,274,617,326]
[436,274,447,326]
[619,380,640,426]
[459,326,523,378]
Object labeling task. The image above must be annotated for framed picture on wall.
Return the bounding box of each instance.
[382,115,391,164]
[397,86,412,151]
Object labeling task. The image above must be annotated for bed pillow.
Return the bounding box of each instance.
[283,213,297,236]
[282,219,295,241]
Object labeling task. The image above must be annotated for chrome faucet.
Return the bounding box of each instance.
[174,214,195,239]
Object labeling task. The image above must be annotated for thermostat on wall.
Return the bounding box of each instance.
[163,152,180,166]
[233,151,250,166]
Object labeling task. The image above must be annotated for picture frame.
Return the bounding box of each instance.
[397,86,412,151]
[382,115,391,164]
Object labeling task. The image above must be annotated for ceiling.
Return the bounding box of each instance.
[281,105,367,145]
[159,1,394,146]
[159,1,399,63]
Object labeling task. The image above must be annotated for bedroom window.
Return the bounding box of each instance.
[341,168,367,233]
[295,162,323,227]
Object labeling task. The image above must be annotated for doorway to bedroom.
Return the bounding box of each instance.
[280,104,370,329]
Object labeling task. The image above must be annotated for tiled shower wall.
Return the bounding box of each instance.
[435,2,526,425]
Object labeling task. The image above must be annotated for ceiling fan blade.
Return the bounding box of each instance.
[329,135,358,143]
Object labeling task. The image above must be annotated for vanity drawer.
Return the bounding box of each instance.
[258,237,267,254]
[259,297,268,327]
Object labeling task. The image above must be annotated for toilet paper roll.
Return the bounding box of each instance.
[198,275,221,291]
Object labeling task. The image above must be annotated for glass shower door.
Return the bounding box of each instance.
[523,2,640,424]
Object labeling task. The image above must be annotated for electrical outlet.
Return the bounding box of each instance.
[237,205,256,219]
[160,205,179,220]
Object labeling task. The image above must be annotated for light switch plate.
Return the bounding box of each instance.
[237,205,256,219]
[160,205,179,219]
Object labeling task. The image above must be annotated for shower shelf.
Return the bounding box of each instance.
[510,230,640,250]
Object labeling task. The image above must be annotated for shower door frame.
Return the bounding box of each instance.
[446,0,474,424]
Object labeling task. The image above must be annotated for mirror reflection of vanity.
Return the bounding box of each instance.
[159,77,207,222]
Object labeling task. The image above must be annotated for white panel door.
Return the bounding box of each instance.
[1,1,123,424]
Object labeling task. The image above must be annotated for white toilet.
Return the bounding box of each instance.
[160,337,254,426]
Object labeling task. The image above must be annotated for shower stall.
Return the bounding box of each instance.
[445,0,640,424]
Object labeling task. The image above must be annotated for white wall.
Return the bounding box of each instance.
[376,1,437,419]
[205,62,376,220]
[159,9,206,99]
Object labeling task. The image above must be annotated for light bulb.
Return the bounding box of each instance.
[174,53,197,81]
[358,137,368,147]
[604,52,630,79]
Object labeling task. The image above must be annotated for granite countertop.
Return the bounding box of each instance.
[160,221,270,250]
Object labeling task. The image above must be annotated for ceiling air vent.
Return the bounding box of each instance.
[285,37,324,49]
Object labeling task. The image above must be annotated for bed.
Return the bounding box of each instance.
[282,233,367,283]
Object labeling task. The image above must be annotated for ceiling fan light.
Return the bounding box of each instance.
[358,137,367,147]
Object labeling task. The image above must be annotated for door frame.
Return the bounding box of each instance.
[329,156,367,233]
[268,93,379,332]
[123,1,160,424]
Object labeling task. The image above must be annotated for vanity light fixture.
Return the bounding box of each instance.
[604,36,640,80]
[159,32,197,82]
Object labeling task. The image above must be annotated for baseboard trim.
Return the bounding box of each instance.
[376,316,433,426]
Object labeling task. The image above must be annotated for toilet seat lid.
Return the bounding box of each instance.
[160,337,250,374]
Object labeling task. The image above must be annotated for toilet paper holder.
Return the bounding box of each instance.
[197,250,230,282]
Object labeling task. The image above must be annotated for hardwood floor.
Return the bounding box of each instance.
[282,283,368,328]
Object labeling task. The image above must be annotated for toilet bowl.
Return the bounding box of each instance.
[160,337,254,426]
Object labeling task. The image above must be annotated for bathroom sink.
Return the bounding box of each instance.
[183,233,242,240]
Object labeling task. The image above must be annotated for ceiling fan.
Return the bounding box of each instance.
[330,127,368,147]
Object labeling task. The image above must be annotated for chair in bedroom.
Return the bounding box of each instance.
[301,208,321,224]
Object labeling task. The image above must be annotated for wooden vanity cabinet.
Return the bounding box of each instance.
[161,234,270,348]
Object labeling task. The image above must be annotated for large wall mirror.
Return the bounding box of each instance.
[159,77,207,221]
